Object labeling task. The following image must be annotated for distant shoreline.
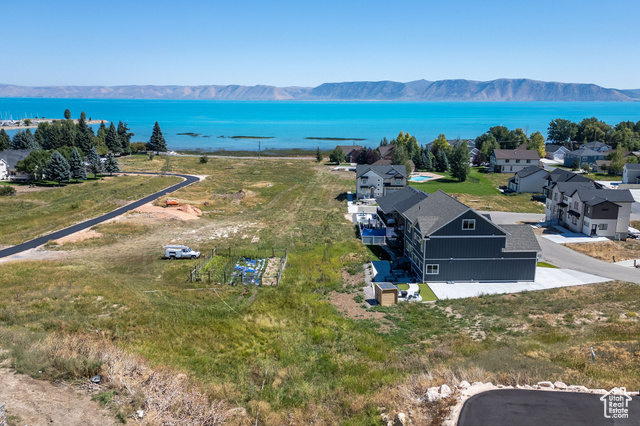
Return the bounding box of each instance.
[1,118,107,131]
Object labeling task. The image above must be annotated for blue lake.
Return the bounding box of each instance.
[1,98,640,151]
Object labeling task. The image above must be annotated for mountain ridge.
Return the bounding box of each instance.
[0,79,638,101]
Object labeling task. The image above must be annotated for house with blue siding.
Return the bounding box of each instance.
[396,190,539,282]
[563,147,606,168]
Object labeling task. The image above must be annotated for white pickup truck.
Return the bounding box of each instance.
[164,245,201,260]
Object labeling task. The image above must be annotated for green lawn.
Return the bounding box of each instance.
[537,262,558,268]
[396,283,437,301]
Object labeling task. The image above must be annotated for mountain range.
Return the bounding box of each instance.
[1,79,638,101]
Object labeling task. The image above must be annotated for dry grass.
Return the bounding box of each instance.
[39,334,230,425]
[566,240,640,262]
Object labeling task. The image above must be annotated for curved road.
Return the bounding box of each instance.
[0,172,200,259]
[458,389,640,426]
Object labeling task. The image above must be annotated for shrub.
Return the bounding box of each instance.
[199,155,209,164]
[0,186,16,196]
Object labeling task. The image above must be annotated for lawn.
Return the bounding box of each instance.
[410,167,545,213]
[2,157,639,424]
[0,174,181,245]
[396,283,437,301]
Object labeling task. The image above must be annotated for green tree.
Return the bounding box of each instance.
[105,122,121,154]
[315,147,323,162]
[11,129,39,150]
[608,151,625,175]
[527,131,546,158]
[391,144,409,165]
[507,128,528,149]
[80,111,87,121]
[450,142,470,182]
[64,109,71,120]
[75,115,95,155]
[104,152,120,176]
[435,149,449,172]
[148,122,167,153]
[69,148,86,181]
[380,137,389,147]
[576,117,611,143]
[0,129,10,150]
[431,134,450,155]
[130,142,147,153]
[480,137,500,161]
[117,121,134,154]
[547,118,578,143]
[489,126,511,143]
[15,150,51,181]
[329,146,345,164]
[45,150,71,184]
[199,155,209,164]
[87,147,102,178]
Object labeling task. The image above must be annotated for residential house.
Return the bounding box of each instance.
[469,147,480,164]
[593,160,611,174]
[623,163,640,184]
[580,141,611,152]
[544,144,570,162]
[0,149,32,181]
[377,145,395,160]
[489,147,541,173]
[0,158,7,180]
[545,180,634,240]
[374,186,429,247]
[400,190,539,282]
[563,147,606,168]
[507,166,549,193]
[337,145,363,163]
[355,164,407,199]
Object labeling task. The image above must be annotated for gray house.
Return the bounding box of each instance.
[580,141,611,153]
[355,164,407,199]
[623,163,640,184]
[489,147,541,173]
[0,149,33,181]
[507,166,549,193]
[544,144,570,162]
[400,190,539,282]
[563,147,606,168]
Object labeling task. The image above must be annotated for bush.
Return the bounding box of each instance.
[0,186,16,196]
[199,155,209,164]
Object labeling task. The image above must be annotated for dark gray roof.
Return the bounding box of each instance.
[501,225,541,252]
[548,168,592,184]
[574,187,635,205]
[566,147,604,157]
[493,148,540,160]
[356,164,407,178]
[625,163,640,170]
[514,165,548,179]
[337,145,363,155]
[580,141,610,150]
[555,181,600,195]
[402,190,470,236]
[0,149,32,169]
[376,186,429,215]
[545,144,568,153]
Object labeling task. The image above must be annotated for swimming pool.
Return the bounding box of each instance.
[410,176,432,182]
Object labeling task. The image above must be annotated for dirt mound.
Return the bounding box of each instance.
[176,204,202,216]
[133,203,201,221]
[232,189,255,201]
[55,229,103,245]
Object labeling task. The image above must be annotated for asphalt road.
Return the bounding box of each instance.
[458,389,640,426]
[0,172,199,259]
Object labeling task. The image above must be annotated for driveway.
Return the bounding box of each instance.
[537,236,640,284]
[0,172,200,259]
[458,389,640,426]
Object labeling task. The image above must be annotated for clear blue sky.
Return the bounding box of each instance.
[3,0,639,89]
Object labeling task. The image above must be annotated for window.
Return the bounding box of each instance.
[598,224,608,230]
[505,159,510,163]
[515,159,520,163]
[587,207,592,215]
[573,201,578,209]
[571,216,577,225]
[526,159,531,163]
[462,219,476,230]
[395,178,402,185]
[426,264,439,275]
[361,178,367,184]
[554,193,558,201]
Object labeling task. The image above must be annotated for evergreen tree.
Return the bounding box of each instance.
[450,142,470,182]
[80,111,87,121]
[117,121,134,155]
[356,148,368,164]
[64,109,71,120]
[329,146,345,164]
[315,147,323,162]
[0,129,10,150]
[435,149,449,172]
[104,152,120,176]
[75,116,95,155]
[421,151,431,172]
[45,151,71,184]
[15,150,51,181]
[391,144,408,165]
[105,122,121,154]
[148,122,167,153]
[69,148,87,181]
[364,147,380,165]
[380,137,389,146]
[426,151,435,172]
[11,129,39,150]
[87,147,102,178]
[431,134,450,155]
[60,119,76,147]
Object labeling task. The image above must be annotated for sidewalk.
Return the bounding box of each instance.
[540,226,609,244]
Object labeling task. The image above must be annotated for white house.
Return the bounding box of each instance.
[544,144,570,162]
[0,149,32,181]
[507,166,548,193]
[489,147,541,173]
[356,164,407,199]
[622,163,640,184]
[0,158,7,180]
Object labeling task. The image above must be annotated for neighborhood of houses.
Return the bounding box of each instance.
[344,141,640,306]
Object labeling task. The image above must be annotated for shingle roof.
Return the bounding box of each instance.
[402,190,470,236]
[566,147,604,157]
[514,165,548,179]
[555,181,600,195]
[501,225,541,252]
[356,164,407,178]
[548,169,592,184]
[545,144,568,153]
[377,145,395,159]
[376,186,429,215]
[625,163,640,170]
[337,145,363,156]
[0,149,33,169]
[574,187,635,205]
[580,141,610,150]
[492,148,540,160]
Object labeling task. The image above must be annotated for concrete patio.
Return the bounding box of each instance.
[540,226,609,244]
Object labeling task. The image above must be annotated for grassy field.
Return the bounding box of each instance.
[0,175,181,245]
[1,156,639,424]
[410,168,545,213]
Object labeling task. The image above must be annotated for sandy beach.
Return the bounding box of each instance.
[0,118,107,131]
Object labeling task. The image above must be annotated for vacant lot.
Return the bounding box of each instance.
[567,239,640,262]
[1,157,638,424]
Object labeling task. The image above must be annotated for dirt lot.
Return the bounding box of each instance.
[566,239,640,262]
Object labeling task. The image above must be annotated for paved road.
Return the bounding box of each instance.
[458,389,640,426]
[536,237,640,284]
[0,172,200,259]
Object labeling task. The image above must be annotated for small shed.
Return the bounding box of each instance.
[375,283,398,306]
